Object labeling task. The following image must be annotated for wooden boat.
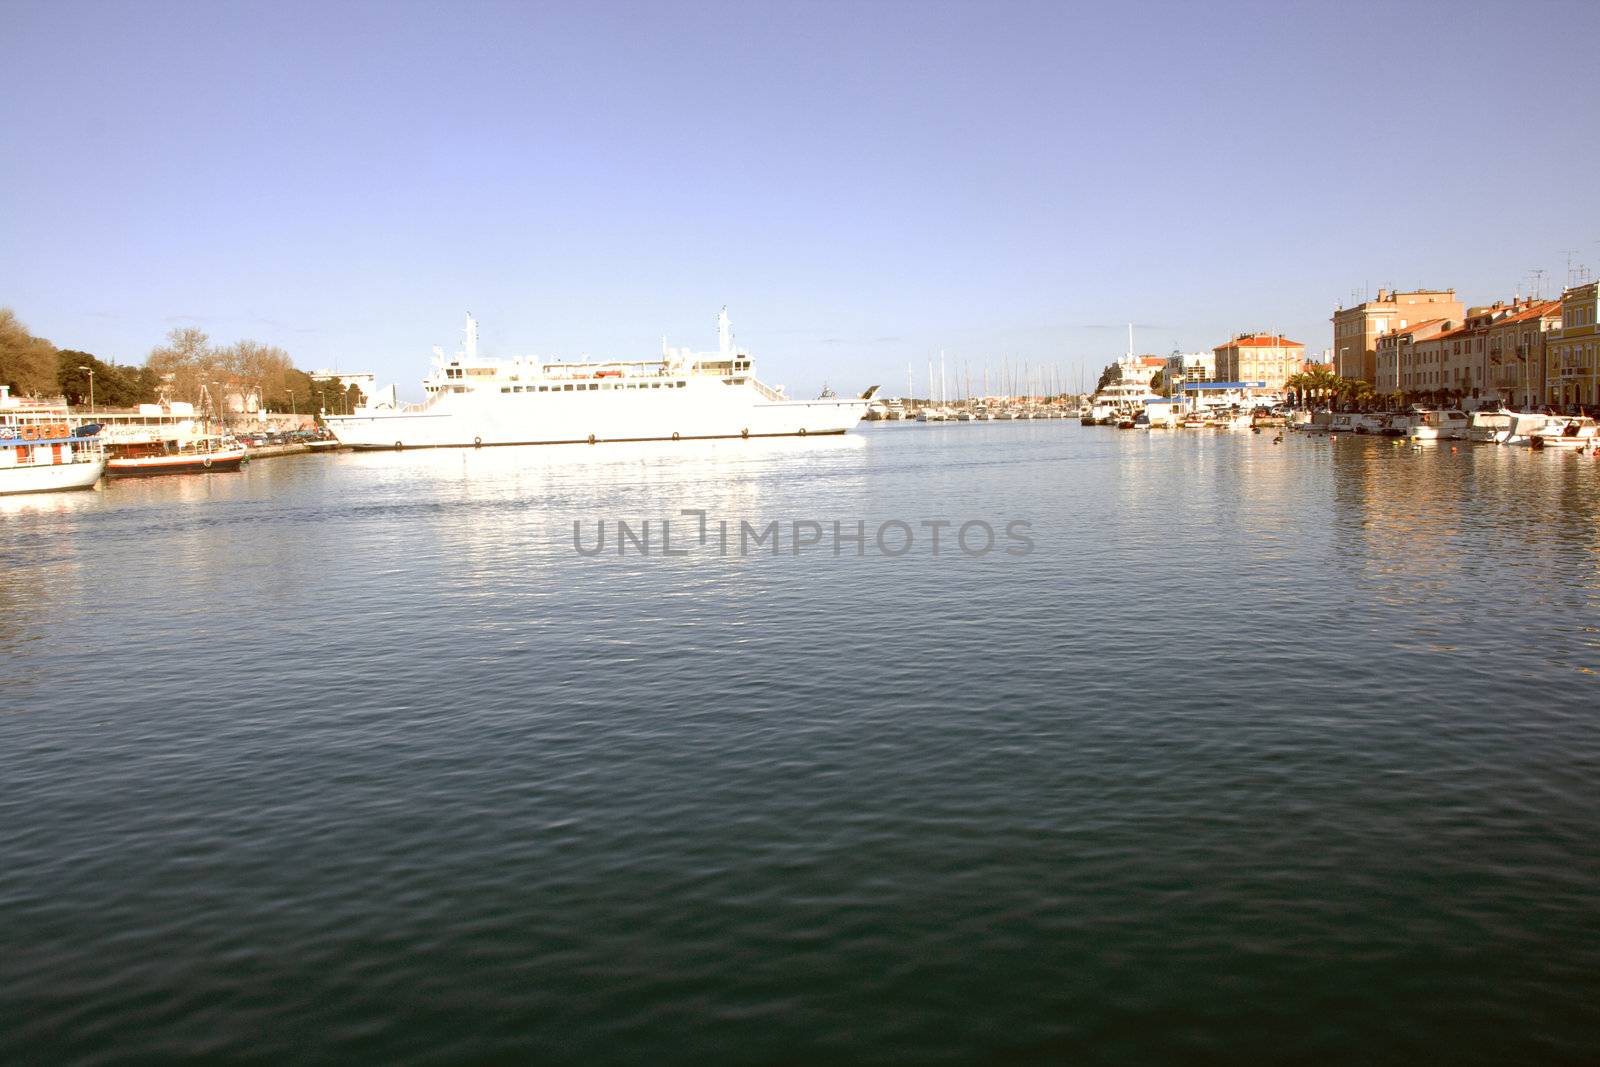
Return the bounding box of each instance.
[107,434,248,476]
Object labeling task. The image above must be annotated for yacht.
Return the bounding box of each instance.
[106,433,248,476]
[1527,416,1598,450]
[0,387,107,495]
[1500,410,1553,445]
[1465,409,1513,443]
[324,310,877,450]
[1404,409,1471,441]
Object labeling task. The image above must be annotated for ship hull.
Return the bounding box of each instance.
[324,384,872,450]
[107,450,248,476]
[0,456,107,495]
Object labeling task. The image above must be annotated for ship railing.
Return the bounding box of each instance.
[751,378,785,401]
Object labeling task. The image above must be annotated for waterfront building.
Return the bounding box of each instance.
[220,379,263,414]
[1546,282,1599,408]
[1439,308,1495,400]
[1108,355,1166,389]
[1380,318,1453,396]
[1212,333,1305,393]
[310,370,378,400]
[1163,350,1215,388]
[1331,288,1464,384]
[1485,300,1560,408]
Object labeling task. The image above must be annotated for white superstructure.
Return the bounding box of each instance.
[0,387,107,495]
[324,310,878,450]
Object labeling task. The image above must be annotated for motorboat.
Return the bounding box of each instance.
[1404,409,1471,441]
[1527,416,1598,450]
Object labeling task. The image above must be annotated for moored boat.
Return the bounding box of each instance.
[324,310,876,450]
[1404,408,1471,441]
[1526,416,1598,450]
[0,388,107,495]
[106,434,248,476]
[1465,409,1513,443]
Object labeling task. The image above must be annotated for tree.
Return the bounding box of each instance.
[1095,362,1120,392]
[57,350,156,408]
[1286,367,1340,407]
[0,308,59,395]
[145,326,221,403]
[1151,369,1168,397]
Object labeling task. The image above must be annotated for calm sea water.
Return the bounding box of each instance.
[3,424,1598,1064]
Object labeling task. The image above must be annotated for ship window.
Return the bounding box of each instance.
[538,386,548,392]
[500,387,510,393]
[588,383,598,391]
[651,382,660,389]
[676,380,685,388]
[627,383,637,389]
[563,384,574,392]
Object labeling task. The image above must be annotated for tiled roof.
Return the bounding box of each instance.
[1494,300,1560,325]
[1393,317,1447,337]
[1216,334,1303,349]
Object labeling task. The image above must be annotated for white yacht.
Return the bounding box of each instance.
[1403,409,1471,441]
[324,310,877,450]
[0,387,107,495]
[1465,409,1513,443]
[1526,416,1598,450]
[1493,410,1554,446]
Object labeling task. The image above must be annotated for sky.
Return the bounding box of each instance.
[3,0,1598,399]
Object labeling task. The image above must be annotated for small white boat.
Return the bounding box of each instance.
[1527,416,1598,450]
[1465,409,1513,443]
[1404,409,1470,441]
[1501,410,1553,446]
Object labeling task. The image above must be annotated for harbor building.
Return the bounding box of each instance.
[1212,333,1305,393]
[1331,288,1463,384]
[1486,300,1560,409]
[1163,351,1215,388]
[1109,355,1167,389]
[1379,319,1453,395]
[1547,282,1599,408]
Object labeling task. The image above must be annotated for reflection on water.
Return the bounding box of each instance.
[3,425,1600,1064]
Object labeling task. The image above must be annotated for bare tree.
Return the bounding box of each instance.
[0,308,60,395]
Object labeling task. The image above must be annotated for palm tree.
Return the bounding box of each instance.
[1284,371,1309,407]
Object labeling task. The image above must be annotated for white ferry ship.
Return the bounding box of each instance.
[0,386,107,495]
[324,310,878,450]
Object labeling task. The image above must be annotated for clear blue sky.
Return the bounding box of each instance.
[3,0,1597,398]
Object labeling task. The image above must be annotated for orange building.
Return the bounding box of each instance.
[1212,333,1305,392]
[1331,289,1464,384]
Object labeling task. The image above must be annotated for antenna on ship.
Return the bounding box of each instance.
[718,306,732,356]
[464,313,478,361]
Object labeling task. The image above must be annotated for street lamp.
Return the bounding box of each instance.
[78,366,94,412]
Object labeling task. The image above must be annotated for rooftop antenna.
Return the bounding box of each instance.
[1560,250,1580,287]
[1530,268,1547,300]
